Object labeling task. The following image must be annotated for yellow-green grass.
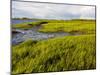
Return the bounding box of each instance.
[39,20,96,34]
[12,34,96,74]
[12,21,44,29]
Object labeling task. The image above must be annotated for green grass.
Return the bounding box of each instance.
[12,19,95,34]
[12,19,96,74]
[12,34,96,74]
[39,20,96,34]
[12,21,44,29]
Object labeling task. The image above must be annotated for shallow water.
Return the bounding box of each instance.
[12,29,70,45]
[12,19,38,24]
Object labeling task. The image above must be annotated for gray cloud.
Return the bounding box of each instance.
[12,1,95,19]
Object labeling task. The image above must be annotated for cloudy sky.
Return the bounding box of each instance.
[12,1,95,20]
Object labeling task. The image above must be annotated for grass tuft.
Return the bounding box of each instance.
[12,35,96,74]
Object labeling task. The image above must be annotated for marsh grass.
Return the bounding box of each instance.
[12,21,45,29]
[12,34,96,74]
[12,19,96,74]
[39,20,95,34]
[12,19,95,34]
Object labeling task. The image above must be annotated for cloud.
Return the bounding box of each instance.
[12,1,95,20]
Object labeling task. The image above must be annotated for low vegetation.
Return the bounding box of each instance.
[12,19,96,74]
[12,21,45,29]
[12,34,96,74]
[39,20,96,34]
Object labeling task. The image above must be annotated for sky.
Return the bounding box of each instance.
[12,1,96,20]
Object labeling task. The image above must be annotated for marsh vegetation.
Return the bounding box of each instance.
[12,19,96,74]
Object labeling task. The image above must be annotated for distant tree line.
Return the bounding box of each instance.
[12,17,33,20]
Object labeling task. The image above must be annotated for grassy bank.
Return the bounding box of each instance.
[12,34,96,74]
[12,21,47,29]
[39,20,96,34]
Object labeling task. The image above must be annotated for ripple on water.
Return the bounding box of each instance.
[12,29,70,45]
